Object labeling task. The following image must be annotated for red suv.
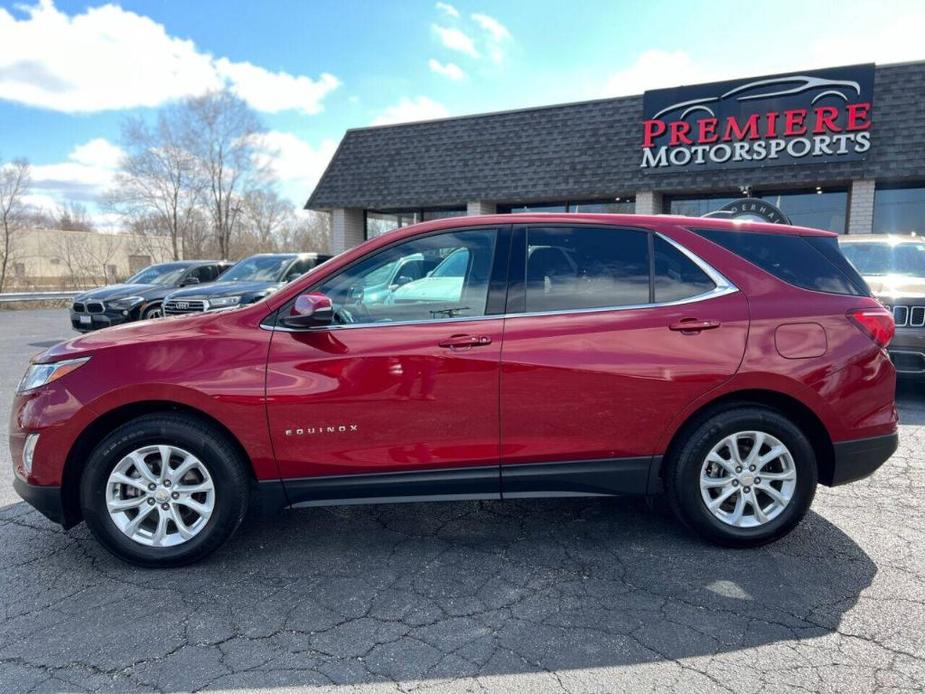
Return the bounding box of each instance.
[10,214,898,566]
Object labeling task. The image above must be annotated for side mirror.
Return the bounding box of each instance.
[281,292,334,329]
[182,276,200,286]
[391,275,414,289]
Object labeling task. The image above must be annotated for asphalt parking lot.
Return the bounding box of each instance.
[1,308,923,693]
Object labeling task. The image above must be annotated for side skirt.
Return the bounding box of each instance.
[256,456,659,512]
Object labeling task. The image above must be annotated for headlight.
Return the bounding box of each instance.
[209,295,242,308]
[18,357,91,393]
[106,296,144,310]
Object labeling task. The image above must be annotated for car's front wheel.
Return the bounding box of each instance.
[80,414,250,567]
[142,304,163,320]
[665,405,818,547]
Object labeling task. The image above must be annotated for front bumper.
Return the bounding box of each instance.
[829,432,899,486]
[12,477,69,526]
[69,308,137,332]
[888,327,925,377]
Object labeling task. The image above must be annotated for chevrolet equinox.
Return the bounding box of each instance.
[10,214,899,566]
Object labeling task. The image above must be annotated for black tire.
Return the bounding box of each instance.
[142,304,163,320]
[80,413,250,567]
[665,405,817,548]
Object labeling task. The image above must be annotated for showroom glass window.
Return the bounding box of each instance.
[759,190,847,233]
[498,199,635,214]
[524,226,650,312]
[873,185,925,234]
[668,195,740,218]
[366,208,466,239]
[669,190,847,233]
[316,228,497,324]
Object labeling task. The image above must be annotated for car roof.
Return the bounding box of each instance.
[839,234,923,243]
[380,212,837,238]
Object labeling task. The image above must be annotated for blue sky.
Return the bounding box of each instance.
[1,0,923,224]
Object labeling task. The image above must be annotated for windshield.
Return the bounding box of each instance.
[431,249,470,278]
[841,242,925,277]
[126,264,190,286]
[220,256,293,282]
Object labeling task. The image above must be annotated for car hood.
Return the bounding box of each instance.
[166,280,283,300]
[74,283,167,302]
[39,310,224,362]
[864,275,925,300]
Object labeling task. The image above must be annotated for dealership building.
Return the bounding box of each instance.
[307,61,925,253]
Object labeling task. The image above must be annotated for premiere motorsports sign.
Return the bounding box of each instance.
[640,64,875,172]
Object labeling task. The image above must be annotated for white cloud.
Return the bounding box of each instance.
[255,131,339,204]
[432,25,480,59]
[470,13,510,42]
[372,97,449,126]
[470,13,511,64]
[30,137,125,204]
[0,0,339,114]
[428,58,466,80]
[435,2,460,18]
[601,50,716,97]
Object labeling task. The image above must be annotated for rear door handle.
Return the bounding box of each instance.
[438,334,492,349]
[669,318,721,333]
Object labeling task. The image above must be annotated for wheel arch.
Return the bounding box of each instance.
[658,389,836,489]
[60,400,255,528]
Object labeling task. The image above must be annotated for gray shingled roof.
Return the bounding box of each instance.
[307,62,925,210]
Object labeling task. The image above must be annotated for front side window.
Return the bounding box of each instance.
[316,229,497,325]
[524,226,650,312]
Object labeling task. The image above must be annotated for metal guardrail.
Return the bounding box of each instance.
[0,290,81,303]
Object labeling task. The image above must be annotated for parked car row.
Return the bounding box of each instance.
[70,253,331,332]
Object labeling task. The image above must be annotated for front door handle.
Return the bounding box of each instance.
[669,318,721,333]
[438,334,492,349]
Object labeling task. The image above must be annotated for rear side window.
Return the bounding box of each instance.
[653,236,716,302]
[525,226,649,311]
[694,229,868,296]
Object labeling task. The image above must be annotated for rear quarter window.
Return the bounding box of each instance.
[693,228,869,296]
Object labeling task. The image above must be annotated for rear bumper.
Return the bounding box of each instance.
[828,432,898,486]
[12,477,69,527]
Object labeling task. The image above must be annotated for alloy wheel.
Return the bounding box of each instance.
[105,445,215,547]
[699,431,797,528]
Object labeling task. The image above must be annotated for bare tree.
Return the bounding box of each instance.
[108,111,203,260]
[179,90,268,258]
[53,233,94,289]
[0,158,31,292]
[277,211,332,254]
[56,201,96,231]
[241,188,293,251]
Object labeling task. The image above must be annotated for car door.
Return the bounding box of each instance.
[266,226,510,505]
[499,224,749,497]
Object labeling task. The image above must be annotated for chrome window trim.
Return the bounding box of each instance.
[263,231,738,333]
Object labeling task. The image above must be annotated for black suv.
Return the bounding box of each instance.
[163,253,331,315]
[70,261,231,332]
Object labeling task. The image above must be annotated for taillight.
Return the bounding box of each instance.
[847,307,895,347]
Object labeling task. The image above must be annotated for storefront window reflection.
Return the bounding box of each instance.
[366,208,466,239]
[498,198,635,214]
[873,185,925,235]
[669,190,847,233]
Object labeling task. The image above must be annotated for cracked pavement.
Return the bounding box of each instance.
[1,309,924,693]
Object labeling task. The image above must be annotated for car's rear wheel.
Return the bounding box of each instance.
[142,304,163,320]
[665,405,817,547]
[80,414,249,567]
